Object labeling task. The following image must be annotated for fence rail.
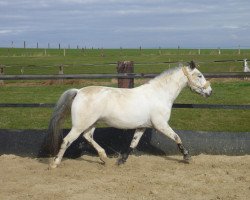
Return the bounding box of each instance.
[0,72,250,80]
[1,58,249,68]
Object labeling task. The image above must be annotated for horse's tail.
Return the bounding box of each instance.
[44,88,79,156]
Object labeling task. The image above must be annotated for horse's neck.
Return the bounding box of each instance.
[150,68,187,103]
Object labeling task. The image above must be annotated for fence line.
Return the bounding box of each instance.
[0,72,250,80]
[0,103,54,108]
[0,58,250,68]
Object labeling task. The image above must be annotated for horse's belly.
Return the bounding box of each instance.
[100,114,151,129]
[100,97,152,129]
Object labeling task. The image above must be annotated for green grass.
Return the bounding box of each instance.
[175,81,250,105]
[0,48,249,132]
[170,109,249,132]
[1,48,249,74]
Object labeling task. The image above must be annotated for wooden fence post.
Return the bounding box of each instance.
[159,47,162,55]
[59,65,64,75]
[117,61,134,88]
[0,65,5,85]
[21,67,24,75]
[101,48,104,57]
[58,65,64,83]
[218,47,221,55]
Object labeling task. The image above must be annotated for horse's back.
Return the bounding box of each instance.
[73,86,114,110]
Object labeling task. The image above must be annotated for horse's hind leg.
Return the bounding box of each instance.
[117,128,145,165]
[50,127,83,168]
[83,127,108,164]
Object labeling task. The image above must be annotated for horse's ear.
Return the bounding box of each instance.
[188,60,197,69]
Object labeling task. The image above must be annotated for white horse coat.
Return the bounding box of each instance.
[48,62,212,168]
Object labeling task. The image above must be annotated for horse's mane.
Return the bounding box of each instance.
[149,66,181,83]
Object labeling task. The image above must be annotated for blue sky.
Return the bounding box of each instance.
[0,0,250,48]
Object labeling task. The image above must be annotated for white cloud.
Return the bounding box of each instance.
[0,29,24,35]
[0,30,12,34]
[222,25,240,29]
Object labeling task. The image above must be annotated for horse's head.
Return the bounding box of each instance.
[182,61,212,97]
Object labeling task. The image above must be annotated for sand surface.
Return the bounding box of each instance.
[0,154,249,200]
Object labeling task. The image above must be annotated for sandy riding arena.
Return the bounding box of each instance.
[0,154,249,200]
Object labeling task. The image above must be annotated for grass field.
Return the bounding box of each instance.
[0,48,249,132]
[1,48,250,74]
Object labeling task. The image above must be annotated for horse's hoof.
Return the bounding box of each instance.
[49,162,58,169]
[100,157,108,165]
[116,154,127,165]
[116,158,125,166]
[183,155,192,164]
[98,150,108,164]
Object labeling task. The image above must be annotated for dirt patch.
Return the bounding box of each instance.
[0,154,249,200]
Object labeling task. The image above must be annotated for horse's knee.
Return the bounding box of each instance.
[174,134,182,144]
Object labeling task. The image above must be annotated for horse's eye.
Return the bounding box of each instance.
[198,75,202,78]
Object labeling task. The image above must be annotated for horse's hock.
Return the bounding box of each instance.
[117,61,134,88]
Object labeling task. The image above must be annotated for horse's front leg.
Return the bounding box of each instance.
[117,128,146,165]
[152,119,191,162]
